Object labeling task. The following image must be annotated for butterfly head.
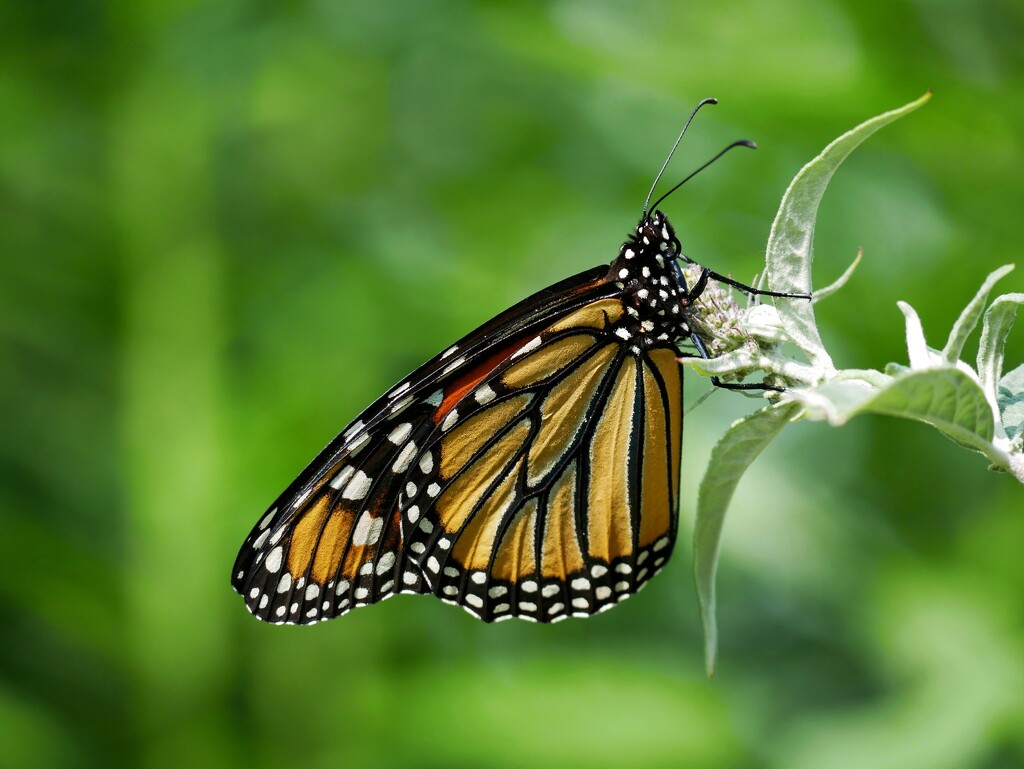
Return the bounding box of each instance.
[604,210,698,348]
[635,210,681,259]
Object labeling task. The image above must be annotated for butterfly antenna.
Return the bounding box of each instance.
[648,139,756,214]
[642,97,718,220]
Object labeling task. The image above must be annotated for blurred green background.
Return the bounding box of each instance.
[3,1,1024,768]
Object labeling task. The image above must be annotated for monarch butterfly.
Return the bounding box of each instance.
[231,99,806,625]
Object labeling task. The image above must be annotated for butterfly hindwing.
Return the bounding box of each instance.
[401,299,684,622]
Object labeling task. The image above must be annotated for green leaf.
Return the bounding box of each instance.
[834,368,894,389]
[789,378,879,422]
[998,364,1024,445]
[678,349,757,377]
[897,300,934,369]
[866,368,995,452]
[941,265,1015,363]
[765,92,931,374]
[791,367,996,457]
[693,401,801,677]
[977,292,1024,411]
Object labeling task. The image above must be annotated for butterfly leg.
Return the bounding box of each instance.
[681,260,811,301]
[681,269,785,392]
[687,331,784,392]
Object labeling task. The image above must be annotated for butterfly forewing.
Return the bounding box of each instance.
[233,266,623,624]
[232,404,437,624]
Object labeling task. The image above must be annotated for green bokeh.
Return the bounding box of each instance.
[2,2,1023,768]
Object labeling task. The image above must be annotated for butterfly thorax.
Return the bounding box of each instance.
[607,211,694,350]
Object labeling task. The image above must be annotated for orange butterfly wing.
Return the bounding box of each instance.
[232,267,619,624]
[400,299,682,622]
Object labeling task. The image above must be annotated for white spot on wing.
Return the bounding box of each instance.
[265,547,283,573]
[352,513,383,546]
[442,356,466,374]
[388,422,412,444]
[329,465,355,490]
[441,409,459,432]
[376,552,396,574]
[474,384,496,405]
[418,452,433,474]
[512,336,542,359]
[342,470,373,500]
[391,441,418,473]
[390,395,413,414]
[347,432,370,456]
